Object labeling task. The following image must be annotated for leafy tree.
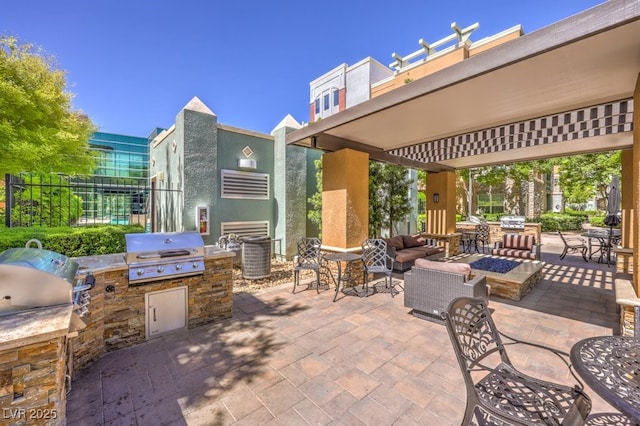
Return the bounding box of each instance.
[460,160,554,216]
[369,162,412,237]
[557,152,621,207]
[308,160,414,238]
[368,162,384,236]
[10,173,83,227]
[0,36,96,175]
[307,159,322,235]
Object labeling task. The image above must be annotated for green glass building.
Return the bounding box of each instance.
[77,131,151,224]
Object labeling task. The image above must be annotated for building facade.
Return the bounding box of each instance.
[149,97,322,256]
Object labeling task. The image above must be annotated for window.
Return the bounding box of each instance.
[333,89,339,107]
[323,94,329,111]
[314,98,320,114]
[221,169,269,199]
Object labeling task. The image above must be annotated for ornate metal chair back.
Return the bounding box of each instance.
[443,297,510,377]
[296,238,322,270]
[361,239,391,273]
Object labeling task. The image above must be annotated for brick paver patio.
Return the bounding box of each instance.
[67,232,625,425]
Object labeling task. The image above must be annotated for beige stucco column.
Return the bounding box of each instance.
[425,171,457,235]
[621,149,634,250]
[633,74,640,294]
[321,148,369,251]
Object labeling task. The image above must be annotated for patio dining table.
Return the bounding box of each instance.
[323,252,368,301]
[570,335,640,423]
[581,229,621,265]
[458,229,479,253]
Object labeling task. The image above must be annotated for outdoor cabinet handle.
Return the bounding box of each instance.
[153,307,156,322]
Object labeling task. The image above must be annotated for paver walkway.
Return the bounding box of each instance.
[67,232,625,425]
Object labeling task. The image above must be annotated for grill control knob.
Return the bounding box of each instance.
[192,262,199,268]
[175,264,183,271]
[157,266,165,273]
[137,269,144,276]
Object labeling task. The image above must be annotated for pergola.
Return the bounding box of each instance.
[286,1,640,292]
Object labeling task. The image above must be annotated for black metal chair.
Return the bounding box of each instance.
[475,224,490,253]
[361,238,397,297]
[558,230,588,261]
[292,238,323,293]
[443,297,592,425]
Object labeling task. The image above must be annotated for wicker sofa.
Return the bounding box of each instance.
[491,233,540,260]
[384,234,445,272]
[404,259,487,322]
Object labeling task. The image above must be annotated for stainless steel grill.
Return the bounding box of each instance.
[0,242,84,316]
[125,232,205,284]
[500,215,526,229]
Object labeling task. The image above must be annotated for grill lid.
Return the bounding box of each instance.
[124,232,205,284]
[500,215,526,229]
[0,247,78,316]
[125,232,204,259]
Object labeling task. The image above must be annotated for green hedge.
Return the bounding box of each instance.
[527,214,585,232]
[0,225,145,257]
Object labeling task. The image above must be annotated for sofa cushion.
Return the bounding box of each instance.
[414,259,471,281]
[394,249,426,264]
[386,236,405,250]
[491,248,537,260]
[502,234,535,250]
[406,246,444,256]
[402,235,423,248]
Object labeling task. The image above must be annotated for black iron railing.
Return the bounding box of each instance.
[4,173,180,229]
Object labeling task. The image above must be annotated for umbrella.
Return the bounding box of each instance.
[604,176,621,227]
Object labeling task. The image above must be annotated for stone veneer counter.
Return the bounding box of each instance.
[72,246,234,273]
[0,246,234,425]
[0,305,76,425]
[0,305,74,351]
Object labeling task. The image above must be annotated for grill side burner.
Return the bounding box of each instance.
[125,232,205,284]
[500,215,526,229]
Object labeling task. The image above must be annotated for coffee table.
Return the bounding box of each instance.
[451,254,545,301]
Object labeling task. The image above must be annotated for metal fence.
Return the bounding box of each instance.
[3,173,180,229]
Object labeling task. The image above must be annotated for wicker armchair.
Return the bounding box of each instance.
[403,259,487,322]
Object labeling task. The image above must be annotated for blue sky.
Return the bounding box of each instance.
[2,0,604,138]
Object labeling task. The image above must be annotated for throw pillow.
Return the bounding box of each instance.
[402,235,423,248]
[386,235,404,250]
[414,258,471,281]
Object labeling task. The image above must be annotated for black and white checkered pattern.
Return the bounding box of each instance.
[389,99,634,164]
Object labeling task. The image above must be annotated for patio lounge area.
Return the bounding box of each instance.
[67,233,626,425]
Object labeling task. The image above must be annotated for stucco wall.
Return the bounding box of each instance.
[273,125,321,258]
[150,126,183,233]
[215,126,275,240]
[181,107,218,245]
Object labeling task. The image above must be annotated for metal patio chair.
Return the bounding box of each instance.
[292,237,324,294]
[443,297,592,425]
[475,223,490,253]
[361,238,397,297]
[558,230,588,261]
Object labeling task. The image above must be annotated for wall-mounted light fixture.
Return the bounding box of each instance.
[433,193,440,203]
[238,146,256,169]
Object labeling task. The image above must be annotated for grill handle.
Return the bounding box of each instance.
[136,249,192,260]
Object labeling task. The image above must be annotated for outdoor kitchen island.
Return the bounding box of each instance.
[70,244,235,373]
